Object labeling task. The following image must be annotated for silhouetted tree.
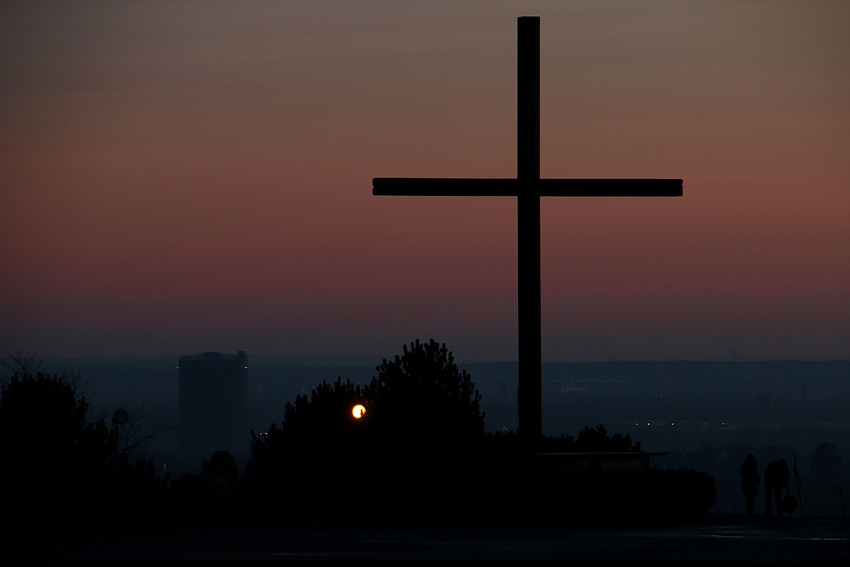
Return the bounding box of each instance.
[111,399,173,458]
[1,350,46,379]
[539,424,641,453]
[364,339,484,451]
[0,372,114,528]
[243,378,366,509]
[0,371,172,528]
[577,424,640,452]
[245,341,485,512]
[109,453,170,519]
[241,340,716,520]
[348,339,485,511]
[278,377,366,449]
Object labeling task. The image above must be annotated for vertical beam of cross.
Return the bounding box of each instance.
[516,16,542,441]
[371,16,681,447]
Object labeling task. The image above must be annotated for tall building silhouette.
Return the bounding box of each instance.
[178,351,247,461]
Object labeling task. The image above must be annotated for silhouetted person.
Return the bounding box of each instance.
[763,459,789,515]
[740,453,760,514]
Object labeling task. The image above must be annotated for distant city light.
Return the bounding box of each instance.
[352,404,366,419]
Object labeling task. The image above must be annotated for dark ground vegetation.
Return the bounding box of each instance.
[1,341,716,535]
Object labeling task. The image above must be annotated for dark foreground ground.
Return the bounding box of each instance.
[6,513,849,567]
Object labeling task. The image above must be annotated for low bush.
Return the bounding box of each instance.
[476,468,717,522]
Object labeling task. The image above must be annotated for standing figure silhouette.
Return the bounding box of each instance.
[740,453,760,514]
[764,459,789,515]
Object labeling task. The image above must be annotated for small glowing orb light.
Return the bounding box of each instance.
[352,404,366,419]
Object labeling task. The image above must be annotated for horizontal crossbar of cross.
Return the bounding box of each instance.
[373,178,683,197]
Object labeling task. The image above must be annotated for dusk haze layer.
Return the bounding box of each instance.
[1,1,848,361]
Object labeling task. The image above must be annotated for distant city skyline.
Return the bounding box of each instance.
[1,1,848,361]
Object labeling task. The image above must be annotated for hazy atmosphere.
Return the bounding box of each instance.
[2,1,847,361]
[4,4,850,564]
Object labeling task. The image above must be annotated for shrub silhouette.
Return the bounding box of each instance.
[243,340,714,520]
[279,377,366,450]
[243,377,367,510]
[0,371,173,528]
[245,340,484,512]
[539,424,641,453]
[0,372,114,528]
[495,468,717,521]
[364,338,484,451]
[359,339,485,510]
[109,454,170,519]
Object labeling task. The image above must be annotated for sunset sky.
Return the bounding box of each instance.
[1,1,848,361]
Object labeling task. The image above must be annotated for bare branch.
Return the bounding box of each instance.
[2,350,46,379]
[113,396,176,457]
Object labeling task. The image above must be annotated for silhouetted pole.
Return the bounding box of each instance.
[517,17,542,442]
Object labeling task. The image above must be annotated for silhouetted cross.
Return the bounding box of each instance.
[373,17,682,442]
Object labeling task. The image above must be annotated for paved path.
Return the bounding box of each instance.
[11,514,850,566]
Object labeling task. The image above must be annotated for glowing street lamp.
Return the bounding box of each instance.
[352,404,366,419]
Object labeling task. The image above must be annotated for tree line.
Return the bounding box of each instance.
[1,340,715,531]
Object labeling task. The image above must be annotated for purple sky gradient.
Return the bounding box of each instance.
[1,1,848,361]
